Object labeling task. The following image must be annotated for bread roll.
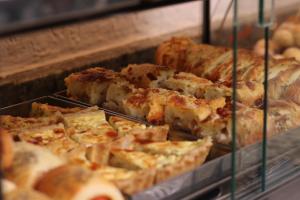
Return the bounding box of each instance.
[283,47,300,61]
[4,142,65,188]
[273,28,295,48]
[35,165,124,200]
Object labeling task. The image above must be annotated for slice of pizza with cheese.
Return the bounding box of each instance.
[108,116,169,142]
[95,166,155,195]
[0,114,63,135]
[63,108,118,145]
[31,102,83,117]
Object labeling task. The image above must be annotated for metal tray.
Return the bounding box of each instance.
[2,96,300,199]
[0,96,226,199]
[54,90,232,157]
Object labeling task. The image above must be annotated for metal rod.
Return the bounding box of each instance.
[202,0,211,44]
[258,0,269,192]
[231,0,238,199]
[261,25,269,192]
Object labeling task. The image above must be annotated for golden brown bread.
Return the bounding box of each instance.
[65,67,126,105]
[35,165,124,200]
[156,37,300,106]
[5,142,65,188]
[121,64,263,107]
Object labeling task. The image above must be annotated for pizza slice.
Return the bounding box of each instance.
[109,116,169,142]
[0,114,63,134]
[95,166,155,195]
[63,109,119,145]
[31,102,83,117]
[109,150,158,170]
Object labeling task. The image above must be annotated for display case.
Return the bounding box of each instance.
[1,0,300,199]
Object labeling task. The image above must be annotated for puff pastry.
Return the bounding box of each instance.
[156,37,300,106]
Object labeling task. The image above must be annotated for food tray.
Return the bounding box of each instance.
[2,96,300,199]
[53,93,300,198]
[54,90,232,157]
[0,96,232,199]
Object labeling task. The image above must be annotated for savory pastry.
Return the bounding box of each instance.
[63,108,118,145]
[0,128,14,169]
[164,93,224,132]
[65,67,129,105]
[110,137,212,183]
[104,80,135,113]
[156,37,264,82]
[4,188,51,200]
[121,63,175,88]
[268,99,300,134]
[35,165,124,200]
[109,150,157,170]
[18,123,66,146]
[156,37,300,106]
[31,102,83,117]
[4,142,65,188]
[109,116,169,142]
[121,64,263,106]
[0,114,63,135]
[95,166,155,195]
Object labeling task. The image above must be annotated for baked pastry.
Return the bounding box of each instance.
[121,64,263,106]
[109,116,169,142]
[95,166,155,195]
[35,165,124,200]
[156,37,300,106]
[65,67,129,105]
[31,102,83,117]
[63,108,118,145]
[4,142,65,188]
[4,188,51,200]
[0,114,63,135]
[110,137,212,183]
[156,37,264,82]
